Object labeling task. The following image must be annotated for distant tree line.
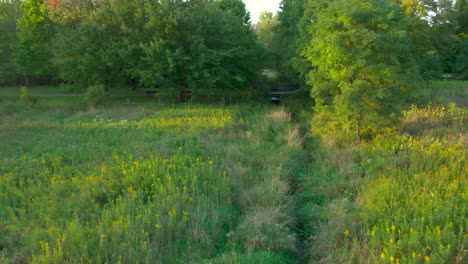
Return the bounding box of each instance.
[0,0,261,100]
[1,0,466,136]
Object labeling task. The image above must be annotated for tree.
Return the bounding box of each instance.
[52,0,148,90]
[257,12,278,50]
[454,0,467,78]
[14,0,53,85]
[387,0,468,79]
[137,0,258,101]
[304,0,419,141]
[0,0,22,85]
[215,0,251,25]
[51,0,259,97]
[256,11,279,70]
[275,0,307,84]
[47,0,95,25]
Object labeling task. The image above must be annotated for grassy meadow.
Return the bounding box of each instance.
[0,92,305,263]
[298,81,467,263]
[0,80,467,263]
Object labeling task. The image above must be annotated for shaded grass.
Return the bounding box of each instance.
[0,86,66,96]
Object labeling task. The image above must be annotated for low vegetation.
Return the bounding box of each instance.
[0,96,310,263]
[300,81,467,263]
[1,102,235,263]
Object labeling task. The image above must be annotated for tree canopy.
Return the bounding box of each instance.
[1,0,260,94]
[304,0,419,140]
[14,0,53,84]
[0,0,22,84]
[0,0,466,111]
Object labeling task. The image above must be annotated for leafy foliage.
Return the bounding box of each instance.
[215,0,251,25]
[137,0,258,99]
[303,0,419,140]
[273,0,307,84]
[49,0,259,96]
[14,0,52,83]
[0,0,22,85]
[84,84,106,107]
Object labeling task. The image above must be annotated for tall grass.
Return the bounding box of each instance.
[203,106,307,262]
[0,96,310,263]
[301,81,467,263]
[0,101,237,263]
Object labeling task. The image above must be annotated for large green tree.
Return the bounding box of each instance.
[256,11,279,70]
[14,0,53,85]
[137,0,258,100]
[52,0,148,89]
[0,0,22,85]
[304,0,419,140]
[47,0,95,25]
[454,0,467,78]
[274,0,307,84]
[51,0,258,97]
[388,0,467,79]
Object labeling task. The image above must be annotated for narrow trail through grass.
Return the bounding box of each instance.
[285,86,467,263]
[0,98,315,263]
[200,105,308,263]
[288,110,313,264]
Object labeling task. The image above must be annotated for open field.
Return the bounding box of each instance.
[0,96,305,263]
[1,80,467,263]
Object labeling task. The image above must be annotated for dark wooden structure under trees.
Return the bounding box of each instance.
[268,85,300,104]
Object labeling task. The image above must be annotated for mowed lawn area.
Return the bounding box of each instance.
[0,86,147,96]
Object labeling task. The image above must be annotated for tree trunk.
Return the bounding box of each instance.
[177,89,184,103]
[128,78,138,91]
[24,75,31,87]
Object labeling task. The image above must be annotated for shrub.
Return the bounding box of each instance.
[20,86,37,104]
[85,85,106,107]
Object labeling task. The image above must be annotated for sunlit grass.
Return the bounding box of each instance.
[68,107,233,131]
[0,98,306,263]
[304,99,467,263]
[0,103,237,263]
